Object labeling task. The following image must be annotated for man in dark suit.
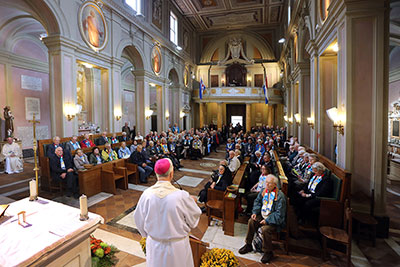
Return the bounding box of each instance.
[96,131,109,146]
[49,146,78,198]
[46,136,66,157]
[122,122,131,138]
[130,144,153,183]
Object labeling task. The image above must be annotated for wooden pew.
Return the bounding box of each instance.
[272,150,288,195]
[189,237,209,267]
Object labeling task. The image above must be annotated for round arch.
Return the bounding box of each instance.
[200,31,275,63]
[116,39,147,71]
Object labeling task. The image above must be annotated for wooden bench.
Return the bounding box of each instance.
[304,147,351,228]
[272,150,288,195]
[38,133,130,192]
[189,237,209,267]
[206,157,250,236]
[77,158,134,197]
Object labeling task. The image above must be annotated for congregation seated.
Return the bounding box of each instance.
[102,143,118,162]
[130,140,138,153]
[66,135,81,151]
[225,138,235,158]
[198,164,232,204]
[49,147,78,198]
[239,175,286,264]
[89,147,103,165]
[118,141,131,159]
[227,150,240,173]
[160,138,182,170]
[0,137,23,174]
[255,139,265,155]
[244,165,272,214]
[96,132,109,146]
[235,149,244,164]
[73,148,89,170]
[119,131,130,142]
[290,162,333,224]
[130,144,153,183]
[110,133,119,144]
[81,133,95,148]
[288,153,319,195]
[243,138,255,157]
[191,135,203,160]
[134,132,144,142]
[181,135,192,159]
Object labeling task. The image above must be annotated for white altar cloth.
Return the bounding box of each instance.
[0,197,103,266]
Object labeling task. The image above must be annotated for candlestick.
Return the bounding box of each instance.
[29,180,37,201]
[79,194,89,221]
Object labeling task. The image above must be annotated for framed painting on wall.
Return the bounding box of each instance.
[184,67,189,87]
[151,45,162,75]
[78,1,108,52]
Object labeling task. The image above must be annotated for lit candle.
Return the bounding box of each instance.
[80,195,88,217]
[29,180,37,198]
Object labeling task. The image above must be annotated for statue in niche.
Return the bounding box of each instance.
[3,106,14,138]
[152,0,162,27]
[218,37,254,66]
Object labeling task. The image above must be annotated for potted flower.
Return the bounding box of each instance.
[200,248,239,267]
[90,235,119,267]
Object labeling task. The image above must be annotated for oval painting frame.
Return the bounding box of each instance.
[151,45,162,75]
[183,66,189,87]
[78,1,108,52]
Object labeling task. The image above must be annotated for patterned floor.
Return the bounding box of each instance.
[2,150,400,266]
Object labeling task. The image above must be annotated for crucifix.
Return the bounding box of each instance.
[28,114,40,194]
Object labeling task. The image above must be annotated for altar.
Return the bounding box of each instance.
[0,197,103,266]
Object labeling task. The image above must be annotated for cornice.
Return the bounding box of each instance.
[0,49,48,73]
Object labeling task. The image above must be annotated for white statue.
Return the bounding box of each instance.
[218,37,254,66]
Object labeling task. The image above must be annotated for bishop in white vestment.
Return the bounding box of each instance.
[1,137,23,174]
[134,158,201,267]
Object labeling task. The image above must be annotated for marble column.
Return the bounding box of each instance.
[44,36,77,137]
[337,0,389,217]
[306,42,318,150]
[246,103,251,132]
[110,60,124,133]
[132,70,150,134]
[217,102,223,130]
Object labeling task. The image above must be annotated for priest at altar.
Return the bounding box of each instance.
[134,158,201,267]
[0,137,23,174]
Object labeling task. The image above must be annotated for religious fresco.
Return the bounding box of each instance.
[151,45,162,75]
[152,0,162,30]
[79,1,108,52]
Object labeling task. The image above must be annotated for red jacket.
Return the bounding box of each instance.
[81,139,95,148]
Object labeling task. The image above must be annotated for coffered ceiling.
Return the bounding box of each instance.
[172,0,285,31]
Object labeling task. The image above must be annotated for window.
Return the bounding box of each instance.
[126,0,141,14]
[170,12,178,45]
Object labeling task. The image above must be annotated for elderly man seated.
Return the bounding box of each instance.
[1,137,23,174]
[96,131,109,146]
[118,142,131,159]
[73,148,90,170]
[47,136,67,157]
[49,147,78,198]
[227,150,240,173]
[130,144,153,183]
[66,135,81,151]
[239,175,286,264]
[81,134,95,148]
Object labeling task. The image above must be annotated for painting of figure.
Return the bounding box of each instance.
[79,2,107,51]
[151,46,162,75]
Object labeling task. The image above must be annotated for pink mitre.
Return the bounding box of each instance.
[154,158,172,176]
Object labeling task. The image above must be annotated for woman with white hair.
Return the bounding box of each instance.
[291,162,333,224]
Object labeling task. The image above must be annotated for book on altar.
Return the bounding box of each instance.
[0,205,9,217]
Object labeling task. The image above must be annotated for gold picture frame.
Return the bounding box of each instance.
[78,1,108,52]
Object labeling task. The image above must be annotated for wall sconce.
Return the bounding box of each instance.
[326,107,344,135]
[64,103,77,121]
[283,115,288,123]
[294,113,301,125]
[149,82,156,87]
[145,109,153,120]
[115,109,122,121]
[307,117,314,129]
[180,111,185,119]
[165,111,170,120]
[288,117,293,124]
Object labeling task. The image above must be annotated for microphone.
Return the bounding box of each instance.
[172,175,182,190]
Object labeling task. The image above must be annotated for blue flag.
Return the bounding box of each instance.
[200,78,206,99]
[263,76,269,104]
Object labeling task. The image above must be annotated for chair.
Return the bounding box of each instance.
[114,159,139,185]
[206,188,225,227]
[272,196,290,254]
[320,200,352,267]
[353,189,378,246]
[101,162,128,195]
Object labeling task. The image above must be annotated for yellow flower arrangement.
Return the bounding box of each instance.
[139,237,146,255]
[200,248,239,267]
